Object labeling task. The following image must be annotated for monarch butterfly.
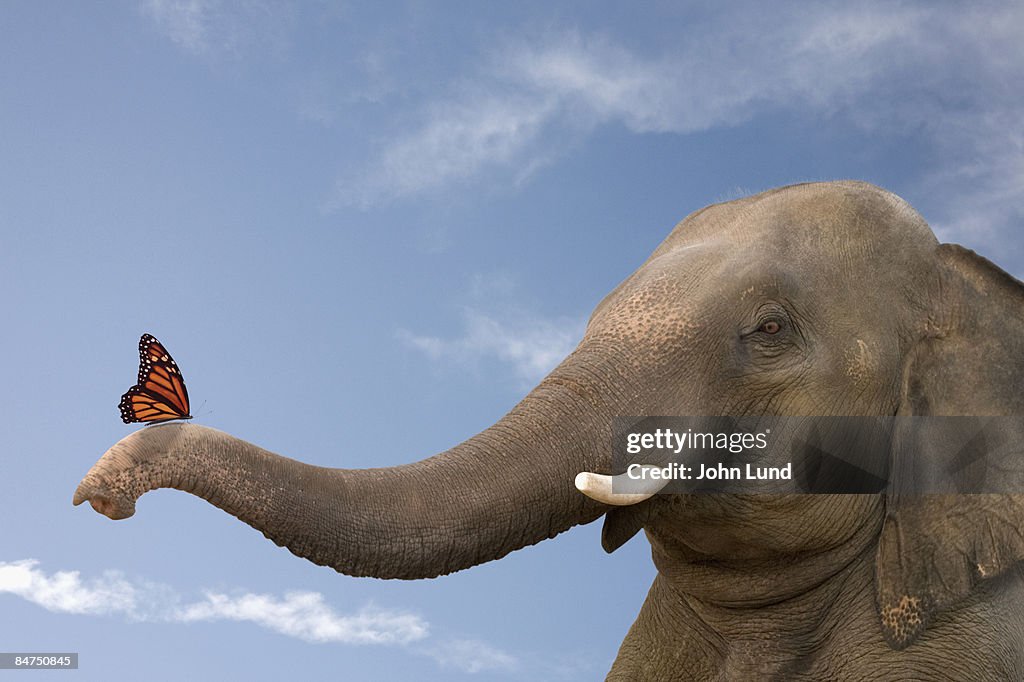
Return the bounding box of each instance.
[118,333,192,424]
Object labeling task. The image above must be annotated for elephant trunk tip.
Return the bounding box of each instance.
[73,478,136,520]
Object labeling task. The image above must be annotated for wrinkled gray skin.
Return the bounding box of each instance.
[76,182,1024,680]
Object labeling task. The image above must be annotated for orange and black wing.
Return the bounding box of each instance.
[118,333,192,424]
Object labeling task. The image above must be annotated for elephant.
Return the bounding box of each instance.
[75,181,1024,680]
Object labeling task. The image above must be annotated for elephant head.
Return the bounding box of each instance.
[75,181,1024,679]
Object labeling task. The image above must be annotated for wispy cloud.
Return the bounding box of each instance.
[177,591,426,645]
[334,3,1024,259]
[139,1,1024,268]
[336,95,560,208]
[418,637,519,674]
[335,5,927,207]
[140,0,289,58]
[400,308,585,385]
[141,0,210,54]
[0,560,514,673]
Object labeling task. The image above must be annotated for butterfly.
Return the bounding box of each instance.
[118,333,192,424]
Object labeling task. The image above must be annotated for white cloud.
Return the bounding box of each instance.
[336,94,560,209]
[335,5,926,206]
[176,592,427,645]
[138,2,1023,265]
[400,308,585,385]
[141,0,220,54]
[0,559,145,616]
[0,559,423,643]
[140,0,289,57]
[0,560,515,672]
[418,637,518,674]
[335,3,1024,261]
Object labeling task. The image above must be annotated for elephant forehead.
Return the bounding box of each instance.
[591,269,714,348]
[654,181,937,263]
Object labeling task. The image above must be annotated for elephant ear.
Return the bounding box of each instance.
[876,244,1024,649]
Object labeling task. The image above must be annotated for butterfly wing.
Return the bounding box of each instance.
[119,333,192,424]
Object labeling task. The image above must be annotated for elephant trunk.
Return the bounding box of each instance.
[75,344,633,579]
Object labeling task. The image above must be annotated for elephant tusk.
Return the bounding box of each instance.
[574,466,670,506]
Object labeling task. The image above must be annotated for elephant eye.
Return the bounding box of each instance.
[742,305,793,344]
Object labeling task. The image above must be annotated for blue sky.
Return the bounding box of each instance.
[2,2,1022,680]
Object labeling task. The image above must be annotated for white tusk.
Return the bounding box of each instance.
[574,466,670,506]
